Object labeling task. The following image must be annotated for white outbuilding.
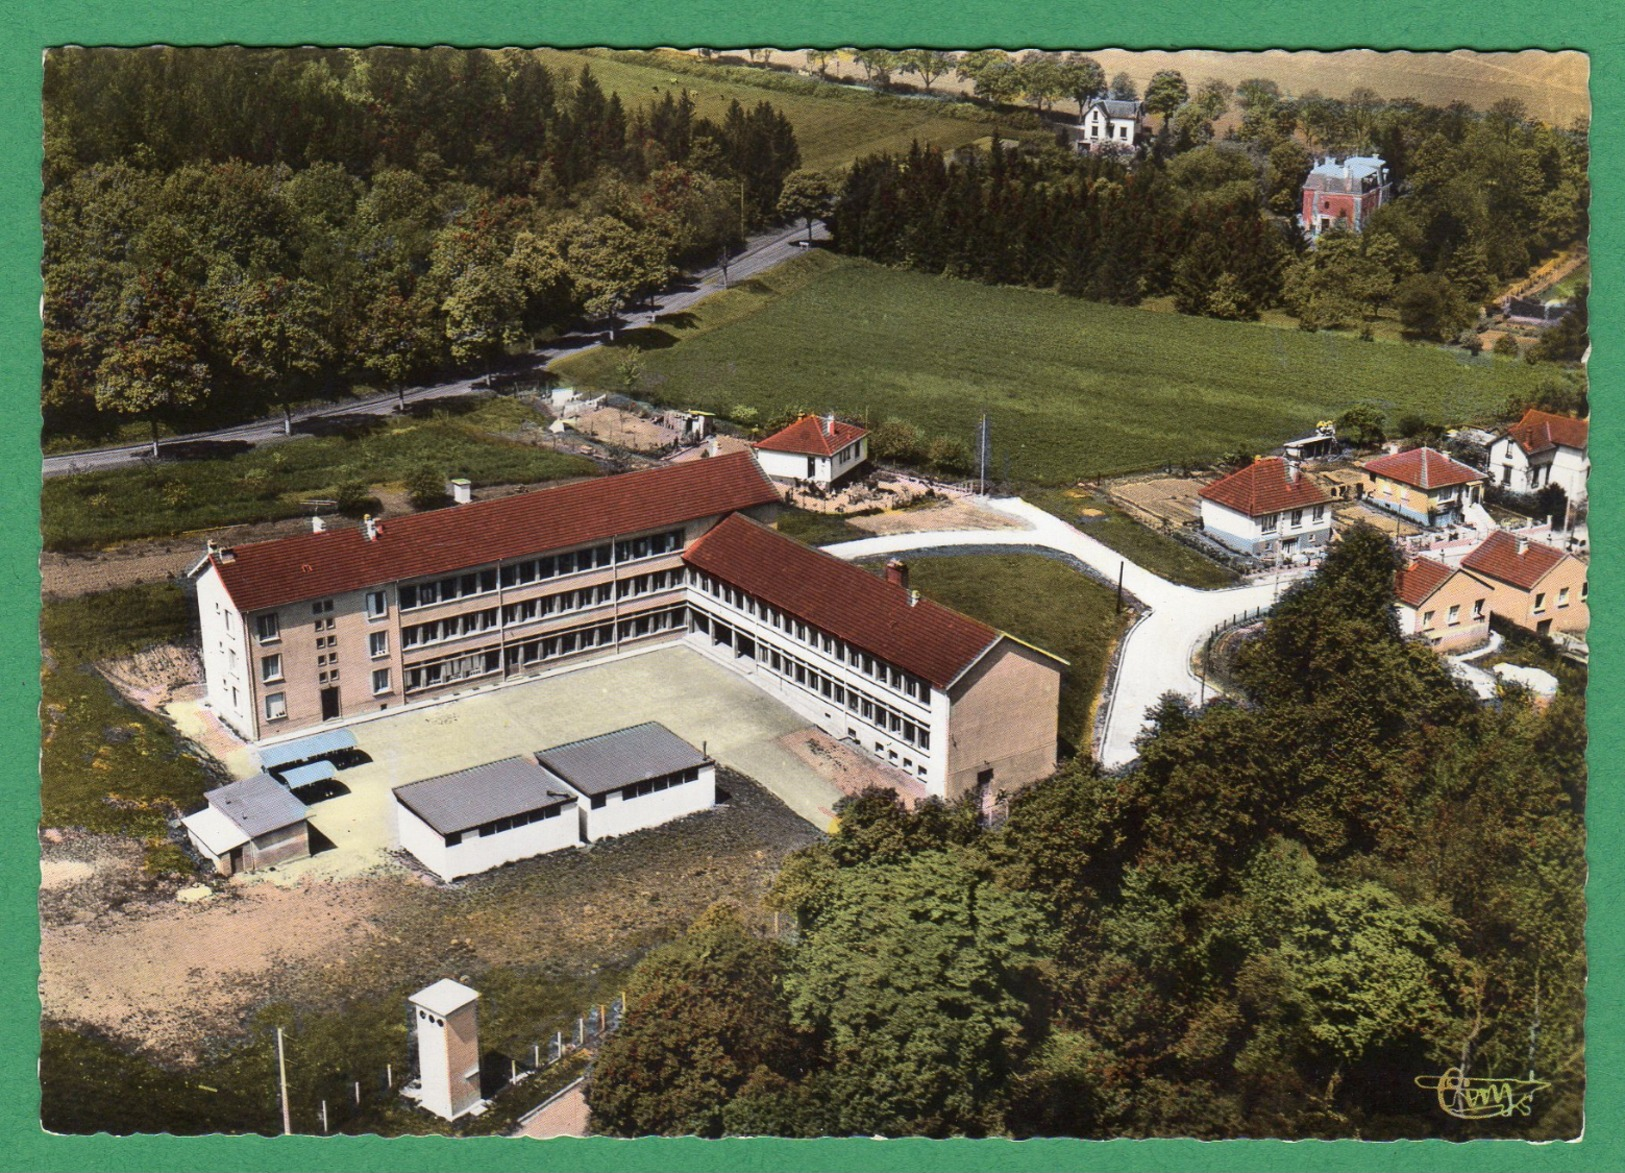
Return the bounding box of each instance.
[535,722,716,843]
[393,757,580,882]
[409,979,482,1121]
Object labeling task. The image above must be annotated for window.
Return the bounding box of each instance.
[1473,598,1486,620]
[1558,587,1570,608]
[1582,580,1589,602]
[1261,514,1278,534]
[1533,592,1547,613]
[255,613,280,643]
[1447,604,1460,626]
[260,654,283,683]
[1312,505,1325,523]
[264,692,287,721]
[372,668,391,695]
[312,599,334,615]
[370,631,389,658]
[366,590,388,619]
[1290,508,1303,527]
[1421,610,1435,630]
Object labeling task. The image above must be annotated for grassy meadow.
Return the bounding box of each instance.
[557,252,1552,483]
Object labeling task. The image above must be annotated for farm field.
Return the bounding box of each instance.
[875,552,1125,752]
[533,48,998,172]
[556,252,1552,482]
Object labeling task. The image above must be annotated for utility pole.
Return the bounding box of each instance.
[276,1026,292,1136]
[1116,560,1125,613]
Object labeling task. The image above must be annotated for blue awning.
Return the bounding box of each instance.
[257,728,358,771]
[278,759,338,788]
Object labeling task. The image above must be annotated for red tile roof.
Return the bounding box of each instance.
[753,414,867,457]
[1394,557,1456,608]
[1361,447,1483,490]
[1462,529,1573,592]
[208,451,779,613]
[1197,457,1329,518]
[1506,409,1588,455]
[682,513,1014,689]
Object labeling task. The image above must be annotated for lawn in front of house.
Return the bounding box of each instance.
[1022,485,1240,590]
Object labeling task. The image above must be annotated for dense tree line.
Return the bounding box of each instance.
[590,525,1585,1140]
[42,47,802,439]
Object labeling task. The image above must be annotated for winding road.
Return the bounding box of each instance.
[823,498,1309,769]
[42,220,829,479]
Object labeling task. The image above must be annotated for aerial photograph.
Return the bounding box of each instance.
[37,44,1588,1142]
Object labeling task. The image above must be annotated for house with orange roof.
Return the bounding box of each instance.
[1486,409,1589,505]
[1393,557,1493,653]
[1461,530,1589,637]
[1361,447,1484,528]
[1197,456,1332,559]
[752,414,868,488]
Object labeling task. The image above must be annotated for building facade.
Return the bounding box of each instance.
[1394,557,1493,653]
[195,453,1065,803]
[1076,97,1145,150]
[535,723,716,842]
[180,772,311,876]
[1301,155,1392,237]
[1486,409,1589,506]
[394,757,581,882]
[1462,530,1590,637]
[752,414,868,488]
[1197,456,1333,558]
[1361,447,1485,528]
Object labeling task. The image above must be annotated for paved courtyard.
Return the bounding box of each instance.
[188,644,849,884]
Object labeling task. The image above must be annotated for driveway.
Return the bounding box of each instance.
[822,498,1307,769]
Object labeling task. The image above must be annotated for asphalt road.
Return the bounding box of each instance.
[822,498,1308,770]
[42,220,829,479]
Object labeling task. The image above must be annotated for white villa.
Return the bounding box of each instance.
[1486,408,1589,506]
[1197,457,1333,559]
[1077,97,1145,150]
[752,414,868,489]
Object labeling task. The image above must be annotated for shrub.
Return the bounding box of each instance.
[870,417,924,465]
[1493,333,1521,359]
[405,466,448,511]
[335,481,379,517]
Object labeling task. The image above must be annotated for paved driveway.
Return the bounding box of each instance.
[823,498,1307,769]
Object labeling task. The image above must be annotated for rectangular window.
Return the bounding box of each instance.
[1290,509,1304,527]
[264,692,287,721]
[260,654,283,683]
[255,613,280,643]
[1534,592,1547,613]
[372,668,391,695]
[1261,514,1278,534]
[1582,580,1589,602]
[1422,610,1435,630]
[1558,587,1570,608]
[1312,505,1325,523]
[366,590,388,619]
[370,631,388,658]
[312,599,334,615]
[1447,604,1460,626]
[1473,598,1486,620]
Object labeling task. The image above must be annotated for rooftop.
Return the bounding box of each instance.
[1394,557,1458,608]
[683,513,1013,689]
[1505,409,1589,456]
[535,722,710,799]
[1362,447,1483,490]
[1198,456,1329,518]
[203,772,308,839]
[1462,530,1574,592]
[1086,97,1143,119]
[1304,155,1389,194]
[393,757,575,836]
[410,978,479,1017]
[754,415,868,458]
[204,451,779,613]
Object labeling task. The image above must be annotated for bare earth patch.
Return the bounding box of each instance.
[845,497,1026,537]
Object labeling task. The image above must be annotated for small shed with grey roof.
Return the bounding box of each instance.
[393,757,580,882]
[182,772,311,876]
[535,722,716,843]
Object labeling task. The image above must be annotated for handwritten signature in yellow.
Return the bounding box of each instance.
[1414,1068,1551,1119]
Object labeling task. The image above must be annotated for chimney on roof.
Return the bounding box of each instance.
[909,589,921,608]
[707,436,719,458]
[1286,460,1300,483]
[451,478,472,506]
[207,539,219,556]
[1517,534,1529,556]
[364,514,378,541]
[312,516,326,534]
[824,413,835,437]
[885,559,909,591]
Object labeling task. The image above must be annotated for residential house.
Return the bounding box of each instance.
[181,772,310,876]
[536,722,716,843]
[1361,447,1484,528]
[1486,409,1589,506]
[1394,557,1492,652]
[393,757,581,882]
[752,414,868,488]
[1301,155,1392,237]
[1076,97,1145,151]
[1197,456,1332,559]
[1461,530,1589,637]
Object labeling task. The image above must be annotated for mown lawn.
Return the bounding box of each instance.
[42,399,597,552]
[40,583,218,856]
[1022,485,1240,590]
[535,48,998,173]
[774,506,872,545]
[557,253,1551,483]
[882,552,1126,753]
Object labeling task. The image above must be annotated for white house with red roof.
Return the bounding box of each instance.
[1486,409,1589,505]
[1361,447,1485,528]
[1197,456,1332,558]
[752,413,868,488]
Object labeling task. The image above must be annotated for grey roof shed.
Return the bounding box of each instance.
[393,757,574,836]
[204,772,309,839]
[534,722,710,799]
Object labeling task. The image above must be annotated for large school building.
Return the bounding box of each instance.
[193,451,1064,802]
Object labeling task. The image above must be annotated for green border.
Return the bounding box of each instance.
[6,2,1616,1170]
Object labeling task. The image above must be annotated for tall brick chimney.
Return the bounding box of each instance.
[885,559,909,591]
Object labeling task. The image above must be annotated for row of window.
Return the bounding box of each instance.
[402,607,500,650]
[503,584,614,627]
[1420,599,1486,631]
[693,608,930,752]
[443,802,564,846]
[401,569,500,612]
[1259,505,1327,534]
[688,570,931,703]
[592,765,702,809]
[404,649,503,693]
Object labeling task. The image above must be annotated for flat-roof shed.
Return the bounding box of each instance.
[536,722,716,842]
[393,757,579,882]
[257,728,358,772]
[182,772,311,876]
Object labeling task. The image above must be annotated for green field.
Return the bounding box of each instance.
[885,553,1125,753]
[557,253,1549,482]
[1546,260,1591,301]
[535,49,998,172]
[42,399,597,552]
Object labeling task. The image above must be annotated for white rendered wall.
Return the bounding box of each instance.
[396,800,580,882]
[756,448,816,483]
[577,767,715,842]
[197,566,256,739]
[413,999,481,1120]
